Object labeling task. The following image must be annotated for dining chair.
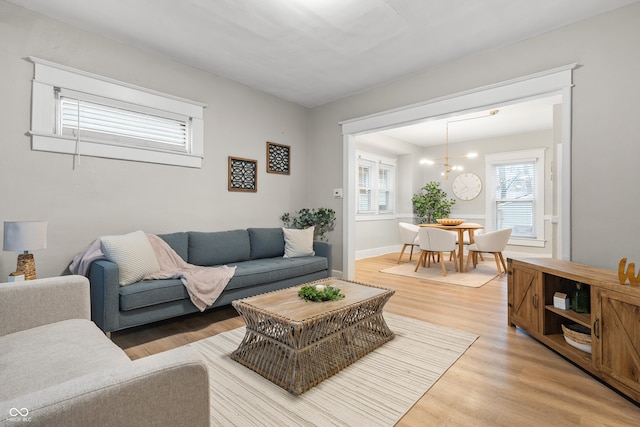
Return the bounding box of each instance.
[397,222,420,264]
[465,228,512,278]
[415,227,458,276]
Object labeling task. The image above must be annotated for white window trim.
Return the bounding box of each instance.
[356,151,397,221]
[28,57,206,168]
[485,148,546,247]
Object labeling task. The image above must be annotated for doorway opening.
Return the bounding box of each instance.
[340,65,576,280]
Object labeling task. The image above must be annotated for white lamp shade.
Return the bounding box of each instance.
[3,221,48,252]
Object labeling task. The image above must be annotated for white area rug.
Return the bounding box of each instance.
[189,312,478,427]
[381,259,499,287]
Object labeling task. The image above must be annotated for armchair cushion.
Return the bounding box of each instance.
[0,319,130,401]
[0,275,90,336]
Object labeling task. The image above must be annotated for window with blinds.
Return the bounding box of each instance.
[29,57,205,168]
[57,89,190,153]
[485,148,545,246]
[356,152,396,216]
[492,161,535,238]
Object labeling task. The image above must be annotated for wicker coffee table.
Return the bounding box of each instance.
[230,278,395,394]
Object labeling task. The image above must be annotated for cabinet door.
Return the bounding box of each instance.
[508,264,541,332]
[593,289,640,395]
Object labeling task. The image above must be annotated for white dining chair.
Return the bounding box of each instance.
[397,222,420,264]
[465,228,512,278]
[415,227,458,276]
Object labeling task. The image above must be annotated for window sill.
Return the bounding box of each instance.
[31,133,202,168]
[508,238,546,248]
[356,214,396,222]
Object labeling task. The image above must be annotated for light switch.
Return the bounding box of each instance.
[333,188,343,198]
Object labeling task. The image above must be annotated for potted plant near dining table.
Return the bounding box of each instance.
[411,181,456,224]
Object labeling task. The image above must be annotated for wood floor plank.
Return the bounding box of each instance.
[111,253,640,426]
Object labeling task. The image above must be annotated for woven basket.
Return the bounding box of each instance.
[436,218,465,226]
[562,324,592,345]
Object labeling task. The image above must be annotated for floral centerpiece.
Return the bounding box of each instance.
[298,283,345,302]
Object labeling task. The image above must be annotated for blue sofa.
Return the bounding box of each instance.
[88,228,332,333]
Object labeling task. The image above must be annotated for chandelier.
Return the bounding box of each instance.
[421,109,499,179]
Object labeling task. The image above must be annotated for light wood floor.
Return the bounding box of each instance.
[112,253,640,426]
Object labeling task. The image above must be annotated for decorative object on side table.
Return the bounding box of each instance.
[298,283,345,302]
[618,258,640,285]
[573,283,590,313]
[3,221,48,280]
[411,181,456,224]
[553,292,570,310]
[281,207,336,241]
[561,323,592,354]
[266,141,290,175]
[228,157,258,192]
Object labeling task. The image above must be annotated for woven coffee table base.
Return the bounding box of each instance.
[231,279,395,395]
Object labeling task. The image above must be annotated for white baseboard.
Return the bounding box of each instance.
[353,246,551,261]
[355,245,402,260]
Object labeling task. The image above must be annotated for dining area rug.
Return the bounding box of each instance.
[188,312,478,426]
[380,259,500,287]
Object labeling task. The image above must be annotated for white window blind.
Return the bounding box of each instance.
[58,89,190,153]
[485,148,545,246]
[356,151,396,216]
[358,159,374,213]
[492,161,536,238]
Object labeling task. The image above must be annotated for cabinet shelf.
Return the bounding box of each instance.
[545,333,592,365]
[544,305,591,328]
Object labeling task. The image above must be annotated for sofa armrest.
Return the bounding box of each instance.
[313,241,333,275]
[88,259,121,333]
[0,275,90,337]
[1,346,210,427]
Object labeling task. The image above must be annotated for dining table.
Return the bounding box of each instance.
[419,222,484,272]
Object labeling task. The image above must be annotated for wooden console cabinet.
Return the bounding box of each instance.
[508,258,640,402]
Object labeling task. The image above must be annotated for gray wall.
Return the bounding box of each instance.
[308,2,640,271]
[2,1,640,279]
[0,1,310,278]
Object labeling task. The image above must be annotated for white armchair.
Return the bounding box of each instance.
[397,222,420,264]
[415,227,458,276]
[465,228,512,278]
[0,276,210,427]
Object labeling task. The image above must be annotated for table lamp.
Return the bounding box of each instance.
[3,221,48,280]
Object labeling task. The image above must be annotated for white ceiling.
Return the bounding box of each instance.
[7,0,639,107]
[357,94,563,154]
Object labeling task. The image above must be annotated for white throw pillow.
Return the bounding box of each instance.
[100,230,160,286]
[282,227,315,258]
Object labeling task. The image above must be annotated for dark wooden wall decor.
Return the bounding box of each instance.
[266,141,290,175]
[228,156,257,192]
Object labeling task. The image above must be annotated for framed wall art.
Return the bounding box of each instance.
[266,141,290,175]
[228,156,257,192]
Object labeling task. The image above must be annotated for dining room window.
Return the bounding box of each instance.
[485,148,545,246]
[356,151,396,217]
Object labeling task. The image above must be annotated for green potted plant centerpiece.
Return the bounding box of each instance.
[281,207,336,241]
[411,181,456,224]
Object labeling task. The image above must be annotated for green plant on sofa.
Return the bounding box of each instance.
[281,208,336,241]
[411,181,456,223]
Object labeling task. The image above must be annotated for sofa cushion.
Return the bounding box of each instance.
[283,227,315,258]
[158,232,189,262]
[188,230,250,266]
[224,256,328,290]
[248,228,285,259]
[101,230,161,286]
[119,279,188,311]
[0,319,130,401]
